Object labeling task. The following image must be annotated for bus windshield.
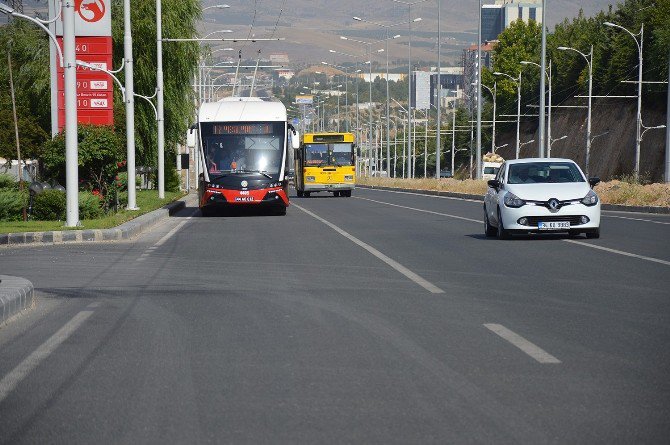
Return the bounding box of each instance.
[201,122,285,176]
[305,143,354,166]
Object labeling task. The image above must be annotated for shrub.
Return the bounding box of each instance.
[0,189,27,221]
[0,173,15,189]
[165,164,181,192]
[79,191,104,219]
[41,124,124,203]
[32,189,66,221]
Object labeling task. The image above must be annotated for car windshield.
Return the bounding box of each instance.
[305,143,354,166]
[201,122,285,177]
[507,162,585,184]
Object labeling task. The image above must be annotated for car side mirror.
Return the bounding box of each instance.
[588,177,600,188]
[487,179,500,189]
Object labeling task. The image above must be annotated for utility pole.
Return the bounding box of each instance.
[435,0,441,178]
[666,46,670,183]
[8,49,26,221]
[476,0,482,179]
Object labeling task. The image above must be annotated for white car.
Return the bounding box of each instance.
[484,158,601,239]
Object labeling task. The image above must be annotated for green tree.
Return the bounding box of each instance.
[0,20,51,159]
[111,0,201,174]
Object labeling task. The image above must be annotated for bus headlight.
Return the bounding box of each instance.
[306,176,315,182]
[344,175,354,181]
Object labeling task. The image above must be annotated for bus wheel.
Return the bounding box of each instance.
[304,192,311,198]
[200,206,213,217]
[333,191,340,197]
[343,190,352,197]
[297,190,304,198]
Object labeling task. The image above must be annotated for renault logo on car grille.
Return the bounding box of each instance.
[548,198,560,211]
[240,180,248,188]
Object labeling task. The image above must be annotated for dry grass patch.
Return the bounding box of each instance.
[359,177,670,208]
[595,181,670,207]
[359,177,489,195]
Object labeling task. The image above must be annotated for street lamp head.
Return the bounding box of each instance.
[0,4,15,14]
[520,61,531,65]
[393,34,401,39]
[557,46,569,51]
[329,49,336,53]
[413,18,422,22]
[603,21,616,27]
[353,16,362,21]
[340,36,348,40]
[377,49,384,53]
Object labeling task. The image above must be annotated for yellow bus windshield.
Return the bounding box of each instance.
[304,143,354,167]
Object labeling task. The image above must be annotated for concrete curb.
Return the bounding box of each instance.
[0,194,191,247]
[358,185,670,215]
[0,275,34,325]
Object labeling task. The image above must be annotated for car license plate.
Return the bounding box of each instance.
[538,221,570,230]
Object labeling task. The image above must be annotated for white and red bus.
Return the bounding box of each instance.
[193,97,299,216]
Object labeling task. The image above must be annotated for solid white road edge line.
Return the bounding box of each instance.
[355,196,481,223]
[360,186,481,202]
[602,214,670,225]
[563,239,670,266]
[0,310,94,403]
[357,195,670,267]
[292,203,445,294]
[484,324,561,364]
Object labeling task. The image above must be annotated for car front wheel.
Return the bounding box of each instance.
[497,208,510,240]
[484,207,496,237]
[586,227,600,239]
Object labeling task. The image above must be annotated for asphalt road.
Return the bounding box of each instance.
[0,187,668,443]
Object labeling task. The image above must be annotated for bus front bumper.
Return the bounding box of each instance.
[303,183,355,192]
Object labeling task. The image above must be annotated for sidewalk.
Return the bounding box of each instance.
[0,193,197,247]
[0,275,34,325]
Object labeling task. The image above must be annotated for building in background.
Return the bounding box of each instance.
[481,0,542,42]
[462,41,496,109]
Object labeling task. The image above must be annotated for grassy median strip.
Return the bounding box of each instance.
[358,177,670,208]
[0,190,186,234]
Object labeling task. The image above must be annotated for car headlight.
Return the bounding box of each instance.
[344,175,353,181]
[581,189,599,206]
[306,176,315,182]
[504,192,526,208]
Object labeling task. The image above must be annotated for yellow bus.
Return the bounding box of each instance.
[294,132,356,197]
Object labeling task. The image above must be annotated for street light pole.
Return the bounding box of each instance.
[605,21,643,181]
[481,82,496,153]
[63,0,79,225]
[538,0,547,157]
[494,71,522,158]
[156,0,165,199]
[558,45,593,174]
[124,0,138,210]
